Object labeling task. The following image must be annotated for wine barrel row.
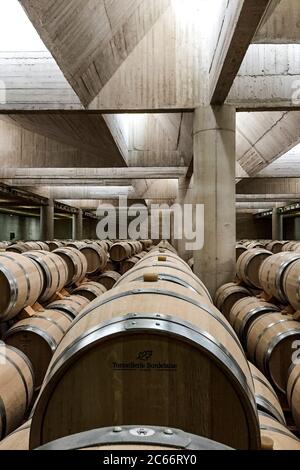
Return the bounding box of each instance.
[28,244,260,450]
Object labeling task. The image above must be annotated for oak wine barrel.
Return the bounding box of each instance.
[0,420,31,450]
[6,243,28,254]
[282,241,298,252]
[236,249,272,289]
[214,283,251,320]
[121,256,140,274]
[247,312,300,392]
[247,242,265,250]
[287,363,300,433]
[259,412,300,450]
[249,363,285,425]
[141,239,153,251]
[0,252,43,321]
[116,260,212,303]
[53,247,87,286]
[0,344,34,439]
[229,297,280,346]
[23,242,49,252]
[236,244,247,262]
[72,282,107,301]
[47,295,90,320]
[36,426,232,451]
[4,310,72,388]
[137,250,190,269]
[265,241,285,254]
[29,280,260,450]
[259,252,300,303]
[79,243,108,275]
[110,242,134,262]
[66,242,87,250]
[47,241,65,252]
[24,251,68,304]
[282,259,300,310]
[97,271,121,290]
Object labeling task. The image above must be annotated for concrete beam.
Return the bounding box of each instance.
[237,194,300,202]
[210,0,271,104]
[0,167,187,186]
[254,0,300,44]
[228,44,300,110]
[237,177,300,194]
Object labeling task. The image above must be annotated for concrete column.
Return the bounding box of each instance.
[193,105,236,297]
[40,199,54,241]
[175,177,193,259]
[73,209,83,241]
[272,208,283,240]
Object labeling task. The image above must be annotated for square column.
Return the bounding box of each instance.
[193,105,236,297]
[40,199,54,241]
[73,209,83,241]
[272,208,283,241]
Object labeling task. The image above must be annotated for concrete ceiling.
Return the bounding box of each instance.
[254,0,300,44]
[0,113,127,167]
[20,0,171,106]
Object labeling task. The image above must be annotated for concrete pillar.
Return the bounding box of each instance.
[73,209,83,241]
[175,177,193,259]
[40,199,54,241]
[272,208,283,241]
[193,105,236,297]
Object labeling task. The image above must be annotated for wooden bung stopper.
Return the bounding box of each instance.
[158,256,167,262]
[143,273,159,283]
[261,436,274,451]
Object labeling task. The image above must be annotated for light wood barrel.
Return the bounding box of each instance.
[24,251,68,303]
[247,242,265,250]
[79,244,108,275]
[236,249,272,289]
[72,282,107,301]
[287,363,300,433]
[266,241,286,254]
[23,242,49,252]
[93,240,109,252]
[53,247,87,286]
[0,420,31,450]
[249,363,285,425]
[0,344,34,439]
[4,310,72,388]
[236,244,247,262]
[110,242,134,262]
[282,259,300,310]
[116,261,212,303]
[155,241,177,253]
[259,252,300,303]
[30,280,259,450]
[47,241,64,252]
[283,241,299,252]
[6,243,28,254]
[0,252,44,321]
[36,426,232,451]
[229,298,280,346]
[121,256,140,274]
[141,239,153,251]
[97,271,121,290]
[259,412,300,450]
[247,313,300,392]
[66,242,87,250]
[134,252,147,260]
[214,283,251,320]
[47,295,90,319]
[137,250,190,269]
[128,241,143,255]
